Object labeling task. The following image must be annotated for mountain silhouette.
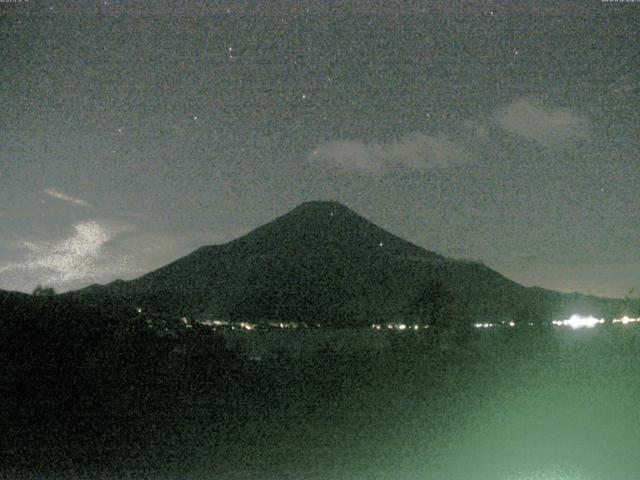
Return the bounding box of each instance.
[66,201,631,325]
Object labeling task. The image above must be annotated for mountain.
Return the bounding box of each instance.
[66,201,633,326]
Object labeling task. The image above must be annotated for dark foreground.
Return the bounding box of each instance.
[3,324,640,480]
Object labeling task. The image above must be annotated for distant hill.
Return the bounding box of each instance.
[65,201,634,326]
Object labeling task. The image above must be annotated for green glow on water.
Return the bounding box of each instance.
[402,330,640,480]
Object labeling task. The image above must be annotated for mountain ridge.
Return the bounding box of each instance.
[64,201,634,325]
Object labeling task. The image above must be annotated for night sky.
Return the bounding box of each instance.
[1,0,638,297]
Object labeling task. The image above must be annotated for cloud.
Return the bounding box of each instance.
[43,188,93,208]
[310,140,385,173]
[609,74,640,96]
[460,120,490,140]
[0,220,130,287]
[309,132,473,174]
[496,100,591,147]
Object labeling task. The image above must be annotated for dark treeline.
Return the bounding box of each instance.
[0,292,241,473]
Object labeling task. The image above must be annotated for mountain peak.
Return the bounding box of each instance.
[289,200,356,217]
[224,200,432,261]
[293,200,351,210]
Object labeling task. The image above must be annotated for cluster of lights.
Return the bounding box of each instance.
[552,314,639,329]
[552,314,604,329]
[267,321,301,329]
[151,313,640,333]
[470,315,640,330]
[552,315,640,329]
[197,319,302,330]
[612,315,639,325]
[198,319,229,327]
[371,323,428,331]
[473,321,516,329]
